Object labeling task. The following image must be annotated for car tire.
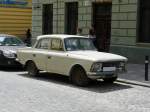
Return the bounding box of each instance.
[71,67,90,86]
[26,61,39,76]
[103,76,117,83]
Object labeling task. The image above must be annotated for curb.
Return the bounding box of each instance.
[117,78,150,88]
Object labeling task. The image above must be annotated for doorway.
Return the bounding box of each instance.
[65,2,78,34]
[93,3,112,52]
[42,4,53,34]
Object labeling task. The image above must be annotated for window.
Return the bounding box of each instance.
[51,38,64,51]
[36,38,49,49]
[0,37,24,46]
[42,4,53,34]
[64,37,96,51]
[65,2,78,34]
[138,0,150,43]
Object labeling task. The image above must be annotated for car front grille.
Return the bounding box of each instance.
[102,62,120,68]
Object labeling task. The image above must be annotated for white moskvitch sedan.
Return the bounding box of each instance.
[17,34,127,86]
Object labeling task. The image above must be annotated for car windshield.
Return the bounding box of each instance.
[64,37,97,51]
[0,36,24,46]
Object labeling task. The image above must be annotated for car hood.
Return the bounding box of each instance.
[0,46,26,54]
[68,51,127,62]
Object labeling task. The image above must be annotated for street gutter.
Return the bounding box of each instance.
[117,78,150,88]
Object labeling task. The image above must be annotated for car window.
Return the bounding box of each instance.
[0,37,5,45]
[51,38,64,51]
[36,38,49,49]
[10,37,24,45]
[65,37,96,51]
[0,37,5,42]
[0,36,24,46]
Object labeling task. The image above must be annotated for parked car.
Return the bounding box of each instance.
[0,34,26,67]
[17,34,127,86]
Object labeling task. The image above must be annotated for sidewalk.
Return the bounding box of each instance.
[117,64,150,87]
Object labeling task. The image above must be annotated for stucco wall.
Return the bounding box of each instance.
[110,0,150,63]
[32,0,111,42]
[111,0,137,46]
[32,0,150,63]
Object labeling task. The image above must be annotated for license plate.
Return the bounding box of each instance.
[103,67,116,72]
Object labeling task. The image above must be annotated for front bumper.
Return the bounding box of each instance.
[0,55,22,67]
[87,68,126,80]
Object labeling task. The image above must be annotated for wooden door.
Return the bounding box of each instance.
[65,2,78,35]
[42,4,53,34]
[93,3,112,52]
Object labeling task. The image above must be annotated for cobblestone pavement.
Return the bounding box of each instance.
[0,68,150,112]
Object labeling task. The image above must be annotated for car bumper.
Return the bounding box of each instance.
[87,68,126,80]
[0,56,22,67]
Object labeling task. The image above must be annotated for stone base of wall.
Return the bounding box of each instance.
[110,45,150,64]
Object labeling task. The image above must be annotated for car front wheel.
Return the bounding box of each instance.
[26,61,39,76]
[71,67,90,86]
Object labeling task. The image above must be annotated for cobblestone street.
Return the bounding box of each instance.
[0,68,150,112]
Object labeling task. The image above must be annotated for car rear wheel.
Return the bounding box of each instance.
[71,67,90,86]
[26,61,39,76]
[103,76,117,83]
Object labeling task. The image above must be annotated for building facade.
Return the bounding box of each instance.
[0,0,32,39]
[111,0,150,63]
[32,0,150,63]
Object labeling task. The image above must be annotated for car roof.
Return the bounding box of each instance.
[0,34,17,38]
[37,34,88,40]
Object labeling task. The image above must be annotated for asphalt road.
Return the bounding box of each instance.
[0,68,150,112]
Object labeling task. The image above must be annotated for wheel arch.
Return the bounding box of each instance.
[69,64,86,80]
[24,60,35,69]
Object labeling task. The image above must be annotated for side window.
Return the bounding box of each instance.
[4,38,13,45]
[51,38,64,51]
[36,38,49,49]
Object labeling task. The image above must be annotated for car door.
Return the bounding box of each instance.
[33,38,50,71]
[46,38,68,75]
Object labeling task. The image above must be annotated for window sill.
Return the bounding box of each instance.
[136,43,150,47]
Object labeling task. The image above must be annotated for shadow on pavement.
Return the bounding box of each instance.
[18,72,132,93]
[0,66,24,72]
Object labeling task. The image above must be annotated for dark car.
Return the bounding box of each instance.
[0,34,26,67]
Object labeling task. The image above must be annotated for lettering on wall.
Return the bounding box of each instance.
[0,0,28,7]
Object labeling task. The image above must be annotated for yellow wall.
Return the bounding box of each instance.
[27,0,32,7]
[0,0,32,39]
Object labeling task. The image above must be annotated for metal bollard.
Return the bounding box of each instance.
[145,56,149,81]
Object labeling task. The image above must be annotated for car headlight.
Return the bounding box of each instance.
[119,62,126,68]
[119,62,127,71]
[91,62,102,72]
[3,51,16,58]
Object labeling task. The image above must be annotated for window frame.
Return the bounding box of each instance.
[35,38,50,50]
[50,38,65,51]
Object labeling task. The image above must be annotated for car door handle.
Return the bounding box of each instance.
[33,54,36,57]
[47,56,52,59]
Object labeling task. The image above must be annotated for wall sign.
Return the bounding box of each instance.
[0,0,28,6]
